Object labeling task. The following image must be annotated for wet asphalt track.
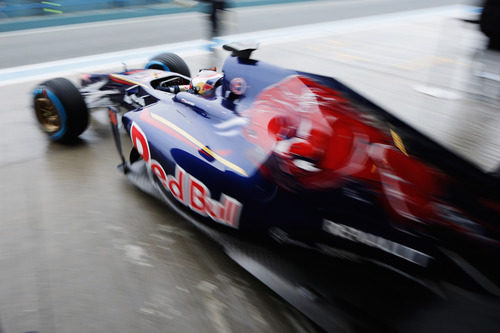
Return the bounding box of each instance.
[0,79,322,332]
[1,2,500,333]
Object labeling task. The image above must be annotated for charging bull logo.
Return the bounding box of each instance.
[130,122,242,228]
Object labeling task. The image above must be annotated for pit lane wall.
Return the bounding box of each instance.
[0,0,315,19]
[0,0,321,33]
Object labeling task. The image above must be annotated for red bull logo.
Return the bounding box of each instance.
[131,121,242,228]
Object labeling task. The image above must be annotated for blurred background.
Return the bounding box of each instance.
[0,0,311,23]
[0,0,499,332]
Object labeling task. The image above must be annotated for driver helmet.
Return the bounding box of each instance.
[191,69,223,97]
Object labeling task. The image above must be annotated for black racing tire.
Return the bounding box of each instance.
[145,52,191,77]
[33,78,89,143]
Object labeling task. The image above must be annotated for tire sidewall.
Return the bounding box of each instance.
[33,77,89,143]
[33,86,68,141]
[145,53,191,77]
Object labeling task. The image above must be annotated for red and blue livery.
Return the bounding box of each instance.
[32,43,500,332]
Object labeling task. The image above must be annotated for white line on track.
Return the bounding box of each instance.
[0,4,474,87]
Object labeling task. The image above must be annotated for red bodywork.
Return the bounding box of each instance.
[243,75,463,229]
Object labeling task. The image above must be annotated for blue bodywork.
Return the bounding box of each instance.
[119,57,327,236]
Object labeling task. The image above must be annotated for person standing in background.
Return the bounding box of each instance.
[201,0,227,39]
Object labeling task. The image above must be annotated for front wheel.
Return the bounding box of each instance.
[145,52,191,77]
[33,78,89,143]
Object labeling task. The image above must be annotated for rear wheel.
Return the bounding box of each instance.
[33,78,89,143]
[145,52,191,77]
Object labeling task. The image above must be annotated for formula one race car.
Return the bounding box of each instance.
[32,43,500,331]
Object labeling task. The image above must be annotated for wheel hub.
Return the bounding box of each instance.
[34,97,61,133]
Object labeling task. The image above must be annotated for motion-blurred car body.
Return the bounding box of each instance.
[32,43,500,331]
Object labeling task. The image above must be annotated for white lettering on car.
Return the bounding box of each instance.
[322,219,431,266]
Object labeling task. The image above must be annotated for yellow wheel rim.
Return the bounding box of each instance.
[34,96,61,133]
